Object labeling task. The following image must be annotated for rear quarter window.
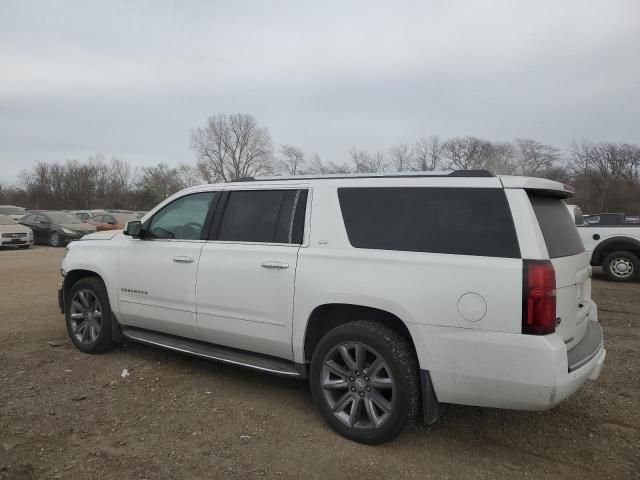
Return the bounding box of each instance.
[529,195,585,258]
[338,187,520,258]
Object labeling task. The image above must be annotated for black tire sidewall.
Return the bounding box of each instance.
[65,277,114,353]
[603,250,639,282]
[310,322,418,444]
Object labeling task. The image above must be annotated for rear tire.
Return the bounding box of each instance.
[65,277,115,353]
[602,250,639,282]
[310,320,419,444]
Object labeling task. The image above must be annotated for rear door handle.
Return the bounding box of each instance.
[261,261,289,269]
[173,256,194,263]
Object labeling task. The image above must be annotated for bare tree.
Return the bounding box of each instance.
[442,136,492,170]
[514,139,559,176]
[349,147,387,173]
[485,142,517,175]
[190,113,274,182]
[413,136,442,171]
[305,153,351,174]
[388,143,413,172]
[279,144,305,175]
[177,163,204,187]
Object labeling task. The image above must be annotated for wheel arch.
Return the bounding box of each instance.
[302,303,416,364]
[591,236,640,265]
[302,302,443,425]
[63,268,122,342]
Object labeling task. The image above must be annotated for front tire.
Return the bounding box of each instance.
[49,232,62,247]
[65,277,115,353]
[602,250,639,282]
[310,320,419,444]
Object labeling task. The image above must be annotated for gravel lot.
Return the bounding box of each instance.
[1,246,639,479]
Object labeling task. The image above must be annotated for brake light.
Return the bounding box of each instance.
[522,260,556,335]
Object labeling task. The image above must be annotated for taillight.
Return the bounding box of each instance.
[522,260,556,335]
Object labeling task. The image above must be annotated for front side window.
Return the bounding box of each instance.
[216,189,307,244]
[148,192,215,240]
[338,187,520,258]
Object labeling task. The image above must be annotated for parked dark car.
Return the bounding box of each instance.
[19,211,96,247]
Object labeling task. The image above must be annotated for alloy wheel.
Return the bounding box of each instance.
[320,342,396,429]
[69,289,102,344]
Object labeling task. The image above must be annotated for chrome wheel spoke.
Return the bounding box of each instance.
[332,392,353,413]
[348,396,362,426]
[77,291,90,308]
[370,391,392,415]
[325,360,349,380]
[370,376,393,389]
[338,345,357,371]
[364,396,383,427]
[364,357,383,377]
[321,378,349,390]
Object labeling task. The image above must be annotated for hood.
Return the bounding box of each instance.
[0,223,32,234]
[81,230,122,241]
[59,223,96,232]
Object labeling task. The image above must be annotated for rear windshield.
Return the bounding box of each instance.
[529,195,585,258]
[338,187,520,258]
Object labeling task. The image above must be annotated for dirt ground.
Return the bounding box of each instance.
[0,246,639,480]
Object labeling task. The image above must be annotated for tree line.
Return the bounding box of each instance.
[1,113,639,213]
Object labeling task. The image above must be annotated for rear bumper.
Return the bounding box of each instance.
[408,307,605,411]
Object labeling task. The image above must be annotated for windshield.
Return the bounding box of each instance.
[46,212,84,224]
[0,214,18,225]
[0,206,26,215]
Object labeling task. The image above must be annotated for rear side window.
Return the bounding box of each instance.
[338,187,520,258]
[217,189,307,244]
[529,195,584,258]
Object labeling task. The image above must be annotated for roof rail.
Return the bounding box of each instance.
[227,170,494,182]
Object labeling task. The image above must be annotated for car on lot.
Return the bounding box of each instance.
[87,212,140,231]
[0,205,28,221]
[0,214,33,248]
[20,211,96,247]
[573,212,640,282]
[59,171,605,444]
[133,211,148,219]
[71,209,108,222]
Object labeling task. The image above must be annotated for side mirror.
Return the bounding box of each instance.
[124,221,143,237]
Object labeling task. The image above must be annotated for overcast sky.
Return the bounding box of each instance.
[1,0,639,183]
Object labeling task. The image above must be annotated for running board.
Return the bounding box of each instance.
[121,327,307,378]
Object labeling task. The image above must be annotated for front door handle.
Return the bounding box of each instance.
[173,256,194,263]
[261,261,289,269]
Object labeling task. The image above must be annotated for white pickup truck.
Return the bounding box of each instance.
[568,207,640,282]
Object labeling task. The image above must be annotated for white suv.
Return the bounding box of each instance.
[59,171,606,444]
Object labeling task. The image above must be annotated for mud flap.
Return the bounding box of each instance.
[421,370,445,425]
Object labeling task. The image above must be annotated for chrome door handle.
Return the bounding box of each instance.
[173,256,194,263]
[261,261,289,269]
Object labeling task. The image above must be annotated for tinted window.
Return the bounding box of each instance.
[46,212,84,224]
[217,189,307,244]
[148,192,214,240]
[21,214,36,223]
[338,187,520,258]
[529,195,584,258]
